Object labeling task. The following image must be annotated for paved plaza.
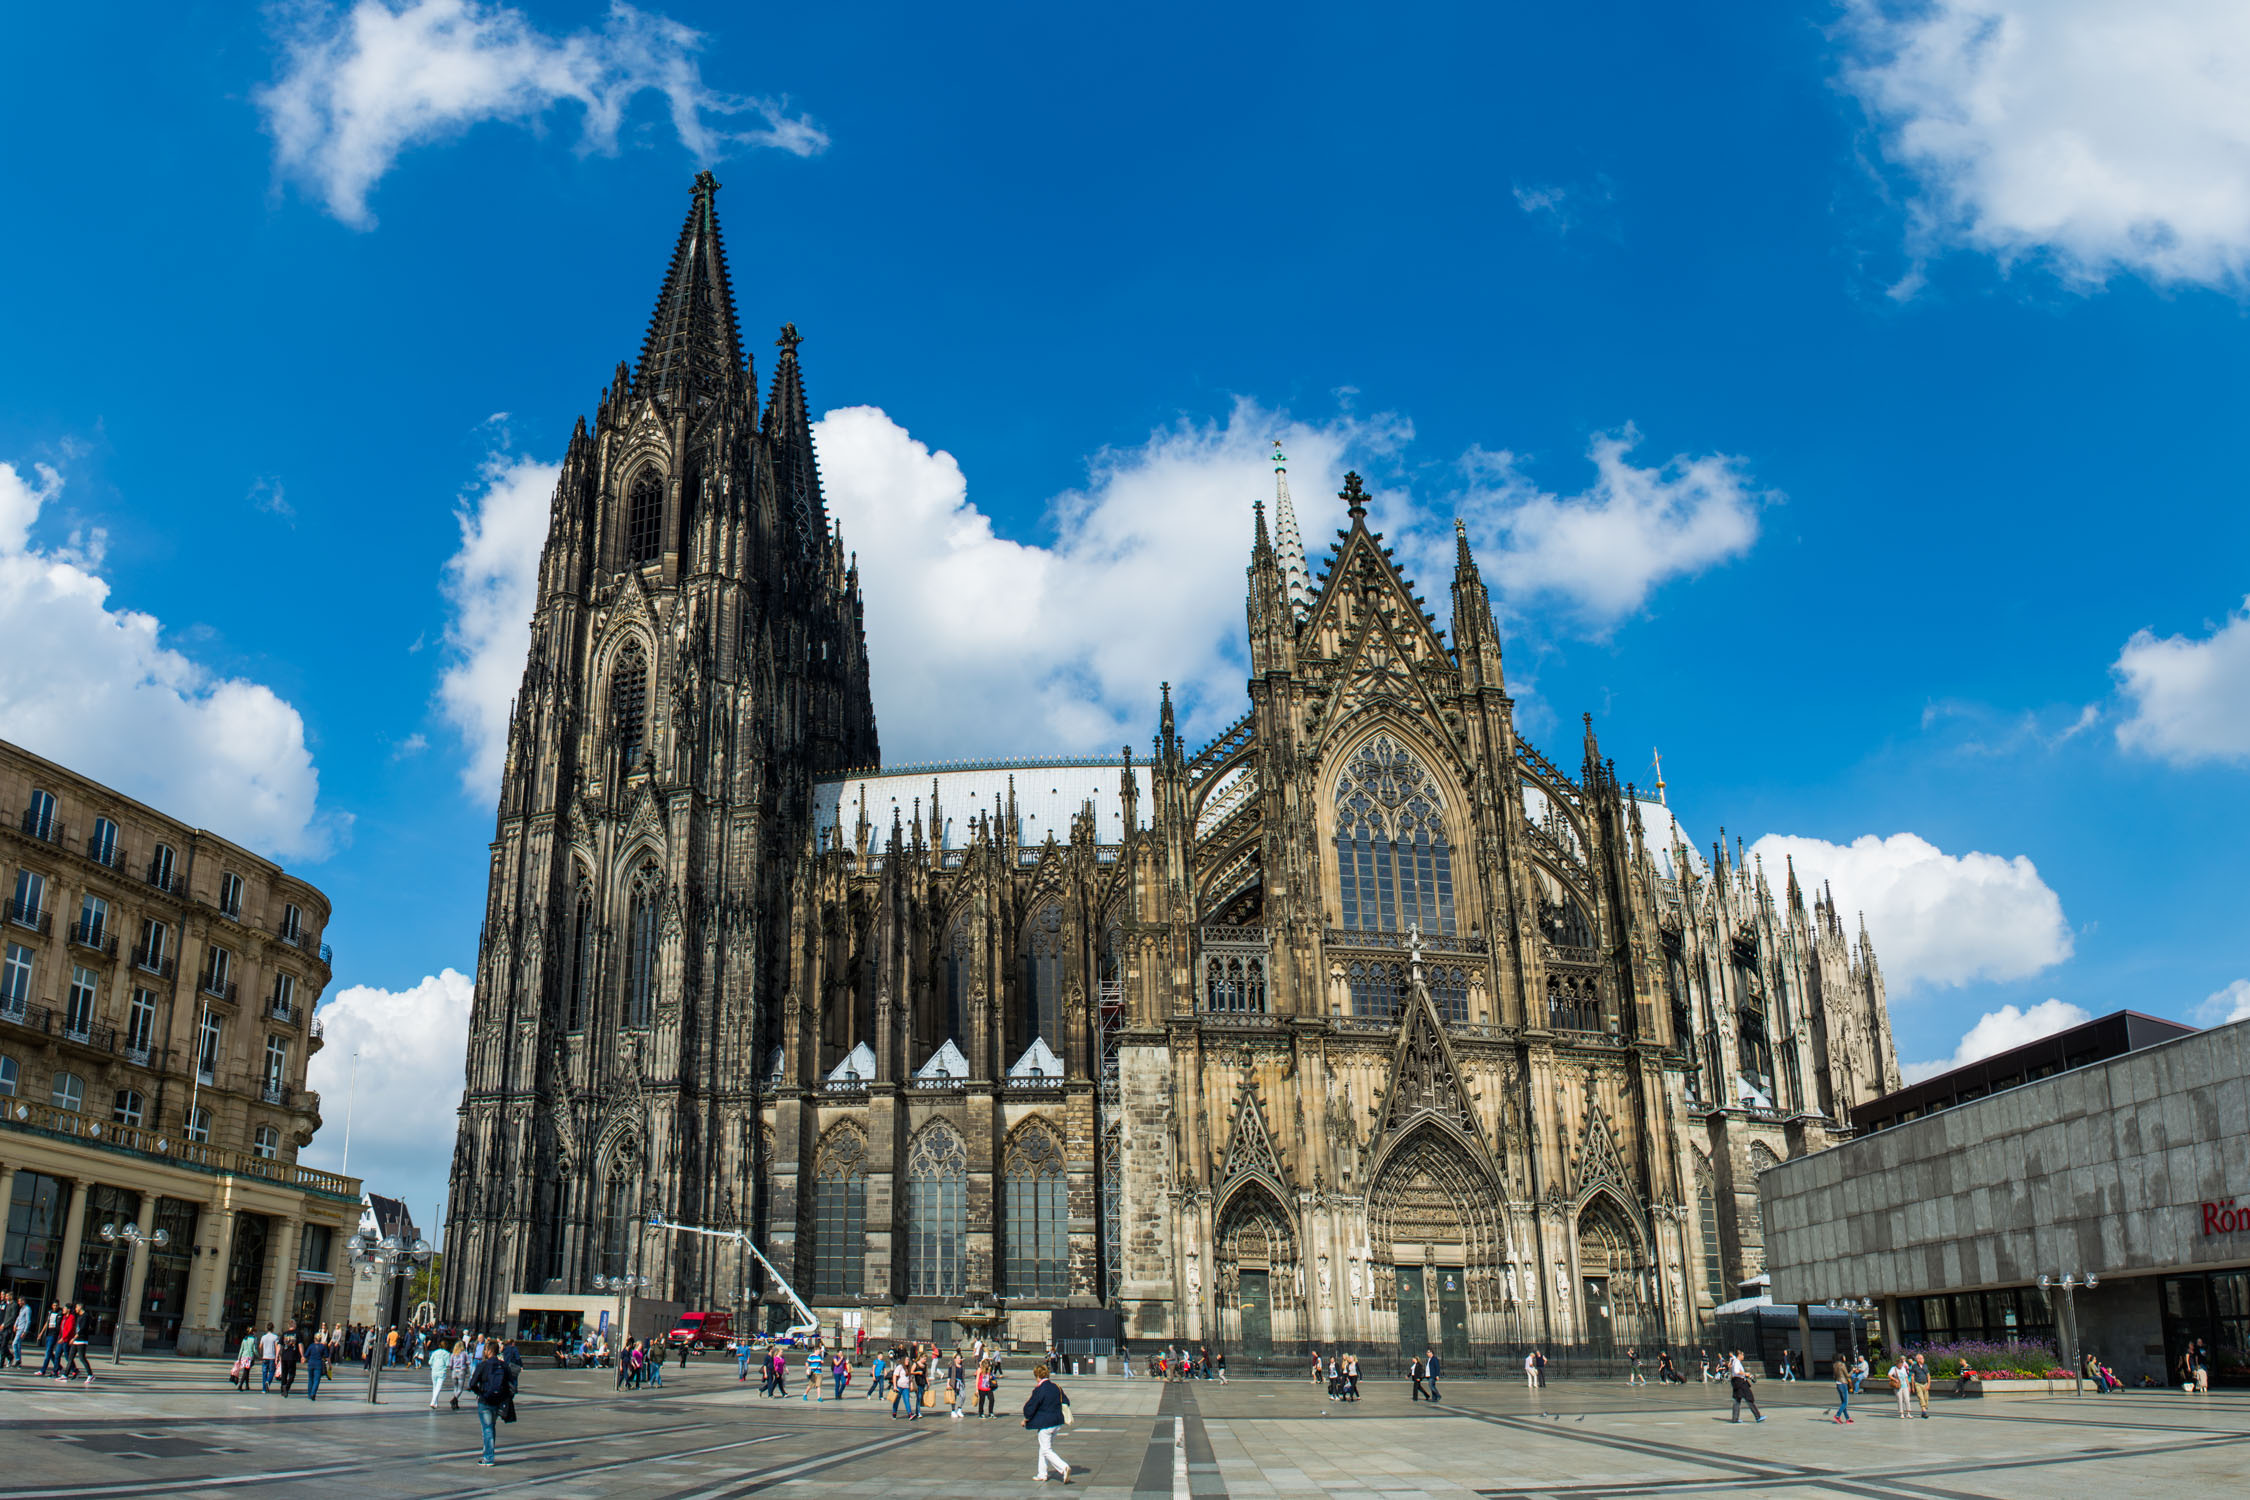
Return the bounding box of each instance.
[0,1360,2240,1499]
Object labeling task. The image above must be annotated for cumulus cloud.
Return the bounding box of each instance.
[1902,998,2093,1083]
[438,450,557,795]
[1446,428,1768,628]
[1839,1,2250,290]
[0,461,336,860]
[814,401,1392,758]
[2195,978,2250,1027]
[304,969,474,1225]
[2111,600,2250,765]
[258,0,827,227]
[1748,830,2071,993]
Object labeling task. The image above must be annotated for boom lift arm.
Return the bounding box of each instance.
[645,1213,819,1339]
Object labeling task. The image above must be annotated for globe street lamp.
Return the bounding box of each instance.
[350,1230,434,1403]
[2037,1272,2100,1395]
[98,1222,169,1364]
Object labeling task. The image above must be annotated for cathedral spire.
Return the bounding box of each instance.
[1340,471,1370,524]
[635,171,749,409]
[764,320,828,546]
[1271,442,1312,621]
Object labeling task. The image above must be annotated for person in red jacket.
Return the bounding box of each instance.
[51,1306,76,1382]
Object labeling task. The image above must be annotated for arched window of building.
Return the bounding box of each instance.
[610,641,649,770]
[1695,1160,1726,1306]
[907,1124,968,1297]
[812,1128,867,1298]
[625,469,664,565]
[1427,963,1469,1023]
[1332,736,1456,934]
[1547,972,1601,1032]
[112,1088,144,1127]
[1346,958,1405,1018]
[1202,953,1267,1012]
[1005,1122,1070,1299]
[1022,902,1065,1046]
[599,1148,638,1277]
[564,886,593,1031]
[942,918,970,1043]
[624,864,659,1029]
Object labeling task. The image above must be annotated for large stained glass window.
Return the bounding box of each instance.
[812,1128,867,1299]
[906,1124,968,1297]
[1005,1123,1070,1298]
[1333,736,1456,934]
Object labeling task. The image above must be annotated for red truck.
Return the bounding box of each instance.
[666,1311,735,1351]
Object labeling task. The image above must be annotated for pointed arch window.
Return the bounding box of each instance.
[1333,736,1456,934]
[624,864,659,1029]
[1022,902,1065,1046]
[812,1129,867,1298]
[563,886,593,1031]
[942,918,971,1043]
[1005,1123,1070,1299]
[599,1146,638,1277]
[907,1124,968,1297]
[610,641,649,771]
[1695,1162,1725,1306]
[626,469,664,565]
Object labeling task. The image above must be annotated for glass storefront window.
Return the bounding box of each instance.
[137,1198,200,1348]
[71,1185,139,1343]
[2,1172,65,1304]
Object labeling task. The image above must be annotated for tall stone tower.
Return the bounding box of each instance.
[440,173,878,1328]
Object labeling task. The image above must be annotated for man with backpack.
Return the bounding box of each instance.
[471,1338,515,1466]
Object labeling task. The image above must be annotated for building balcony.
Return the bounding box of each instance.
[0,1093,360,1201]
[144,865,180,897]
[121,1043,155,1068]
[17,807,62,845]
[67,919,117,959]
[0,1001,53,1035]
[6,899,50,936]
[132,947,176,980]
[262,1083,288,1106]
[200,976,237,1004]
[82,833,124,871]
[60,1020,115,1053]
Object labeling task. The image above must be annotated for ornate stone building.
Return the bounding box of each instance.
[441,176,1900,1354]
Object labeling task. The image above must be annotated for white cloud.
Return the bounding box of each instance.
[438,450,557,796]
[1749,830,2071,993]
[1839,1,2250,290]
[1901,998,2093,1082]
[1447,428,1767,627]
[0,461,336,860]
[2111,600,2250,765]
[2195,978,2250,1026]
[304,968,473,1224]
[815,401,1391,758]
[258,0,827,227]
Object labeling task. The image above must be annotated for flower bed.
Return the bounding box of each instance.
[1884,1338,2060,1380]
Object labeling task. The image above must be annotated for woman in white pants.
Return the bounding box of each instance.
[427,1343,451,1407]
[1022,1363,1072,1484]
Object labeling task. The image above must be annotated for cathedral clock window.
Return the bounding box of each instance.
[1333,736,1456,935]
[1022,902,1065,1046]
[625,469,664,565]
[811,1128,867,1298]
[610,642,649,771]
[1004,1122,1070,1299]
[624,864,659,1029]
[907,1124,968,1297]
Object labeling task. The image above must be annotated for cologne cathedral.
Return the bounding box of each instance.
[440,175,1902,1355]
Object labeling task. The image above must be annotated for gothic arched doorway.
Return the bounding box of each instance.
[1367,1128,1507,1358]
[1576,1195,1654,1352]
[1214,1183,1298,1356]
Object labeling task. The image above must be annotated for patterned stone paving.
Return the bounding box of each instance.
[0,1358,2242,1497]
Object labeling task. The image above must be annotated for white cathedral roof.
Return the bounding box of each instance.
[814,759,1154,850]
[914,1038,969,1080]
[828,1042,876,1082]
[1632,798,1706,879]
[1008,1037,1064,1079]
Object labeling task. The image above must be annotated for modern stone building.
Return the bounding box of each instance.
[0,738,360,1354]
[1761,1012,2250,1387]
[441,174,1902,1355]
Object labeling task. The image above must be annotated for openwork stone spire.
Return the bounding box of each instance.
[635,170,748,409]
[1271,441,1313,622]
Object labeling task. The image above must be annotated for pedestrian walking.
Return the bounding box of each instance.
[1626,1346,1646,1386]
[305,1332,327,1400]
[737,1338,752,1383]
[1912,1354,1932,1418]
[1728,1351,1764,1423]
[428,1341,452,1406]
[277,1333,300,1395]
[804,1343,824,1400]
[834,1354,852,1400]
[1425,1347,1440,1402]
[258,1325,281,1393]
[231,1328,257,1389]
[1215,1350,1228,1384]
[1022,1362,1073,1484]
[1523,1349,1538,1391]
[1657,1349,1683,1384]
[1830,1355,1854,1423]
[68,1305,92,1383]
[471,1338,515,1466]
[12,1298,31,1367]
[1409,1353,1427,1402]
[948,1354,967,1418]
[647,1339,664,1388]
[1889,1358,1911,1418]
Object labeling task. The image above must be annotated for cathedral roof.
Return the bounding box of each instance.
[814,758,1153,848]
[1632,797,1705,878]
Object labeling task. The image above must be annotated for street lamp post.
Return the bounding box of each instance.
[350,1230,434,1403]
[2036,1272,2100,1396]
[97,1221,169,1364]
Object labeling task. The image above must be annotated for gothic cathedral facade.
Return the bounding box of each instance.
[441,177,1902,1355]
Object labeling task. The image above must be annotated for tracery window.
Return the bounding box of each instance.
[812,1129,867,1298]
[1427,963,1469,1023]
[624,864,659,1029]
[564,888,593,1031]
[598,1150,637,1277]
[1005,1123,1070,1298]
[610,641,649,770]
[1547,972,1601,1032]
[942,918,970,1042]
[625,469,664,565]
[1346,958,1406,1018]
[1333,736,1456,934]
[906,1125,968,1297]
[1022,902,1065,1046]
[1202,953,1266,1012]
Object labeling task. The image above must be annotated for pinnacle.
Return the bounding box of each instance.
[635,173,748,409]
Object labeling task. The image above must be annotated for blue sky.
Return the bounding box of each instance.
[4,0,2249,1223]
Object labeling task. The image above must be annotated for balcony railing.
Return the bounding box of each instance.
[317,941,333,969]
[60,1021,114,1053]
[67,920,117,958]
[121,1044,153,1067]
[1,1002,53,1034]
[18,808,61,845]
[200,976,237,1003]
[268,1000,297,1027]
[6,900,50,936]
[133,949,176,980]
[309,1013,324,1041]
[261,1083,288,1106]
[0,1094,360,1199]
[144,865,180,896]
[83,834,123,871]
